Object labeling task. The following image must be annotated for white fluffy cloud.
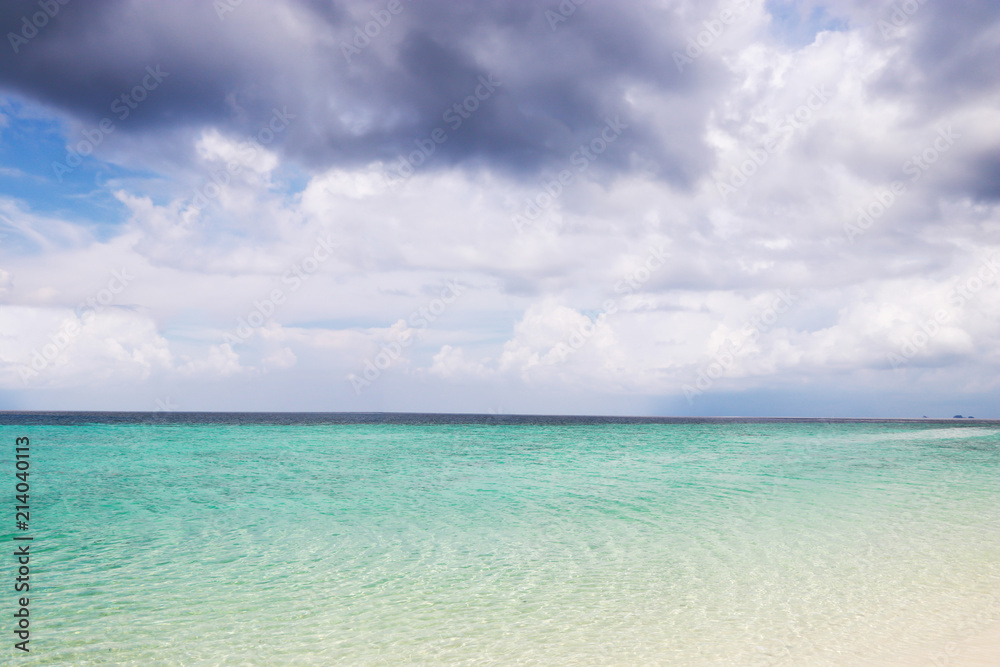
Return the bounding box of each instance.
[0,0,998,415]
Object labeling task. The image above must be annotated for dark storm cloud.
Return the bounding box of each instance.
[0,0,720,184]
[0,1,241,124]
[868,0,1000,204]
[965,152,1000,202]
[874,0,1000,109]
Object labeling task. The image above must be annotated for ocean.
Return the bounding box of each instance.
[1,414,998,665]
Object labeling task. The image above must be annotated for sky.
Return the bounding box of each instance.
[0,0,998,417]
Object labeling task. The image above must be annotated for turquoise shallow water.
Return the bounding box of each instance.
[1,416,999,665]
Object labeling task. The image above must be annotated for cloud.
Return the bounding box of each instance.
[178,343,243,377]
[0,0,720,184]
[261,345,297,371]
[429,344,492,379]
[0,305,172,388]
[1,0,999,415]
